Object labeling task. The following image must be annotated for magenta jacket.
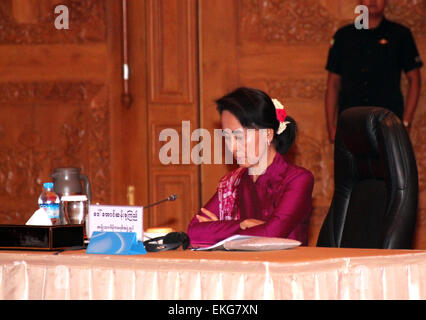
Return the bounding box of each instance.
[187,153,314,246]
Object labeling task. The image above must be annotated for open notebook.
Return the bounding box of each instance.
[192,235,301,251]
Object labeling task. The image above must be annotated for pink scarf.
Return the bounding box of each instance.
[217,167,246,220]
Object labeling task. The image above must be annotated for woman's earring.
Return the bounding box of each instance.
[267,139,271,146]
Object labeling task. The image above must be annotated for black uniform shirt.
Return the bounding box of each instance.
[326,17,423,119]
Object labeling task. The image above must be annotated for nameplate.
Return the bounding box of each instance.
[87,204,143,241]
[86,231,146,255]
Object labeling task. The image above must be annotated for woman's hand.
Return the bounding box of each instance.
[196,208,219,222]
[197,209,265,230]
[240,219,265,230]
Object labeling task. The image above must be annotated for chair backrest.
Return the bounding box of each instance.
[317,107,418,249]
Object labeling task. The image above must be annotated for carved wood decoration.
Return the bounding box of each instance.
[0,81,110,223]
[0,0,106,44]
[201,0,426,248]
[239,0,342,44]
[0,0,112,224]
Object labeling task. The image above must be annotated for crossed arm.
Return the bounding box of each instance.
[187,171,314,246]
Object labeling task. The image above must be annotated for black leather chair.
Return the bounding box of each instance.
[317,107,418,249]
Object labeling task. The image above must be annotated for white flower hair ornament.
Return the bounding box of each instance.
[272,98,291,135]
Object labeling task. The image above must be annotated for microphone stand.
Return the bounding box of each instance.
[143,194,178,210]
[142,194,179,242]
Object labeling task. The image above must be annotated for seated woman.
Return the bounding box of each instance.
[187,87,314,247]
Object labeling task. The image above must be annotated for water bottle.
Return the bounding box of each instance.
[38,182,60,225]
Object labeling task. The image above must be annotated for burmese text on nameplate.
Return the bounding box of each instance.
[87,205,143,241]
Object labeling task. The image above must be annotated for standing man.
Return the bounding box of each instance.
[325,0,423,143]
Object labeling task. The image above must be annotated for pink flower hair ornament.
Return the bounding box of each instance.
[272,98,291,135]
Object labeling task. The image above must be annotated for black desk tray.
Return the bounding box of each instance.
[0,224,84,250]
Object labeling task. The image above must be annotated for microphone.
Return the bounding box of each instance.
[143,194,178,210]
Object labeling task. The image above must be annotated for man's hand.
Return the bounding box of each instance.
[403,68,421,135]
[325,72,341,144]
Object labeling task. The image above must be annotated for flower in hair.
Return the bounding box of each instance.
[272,98,291,135]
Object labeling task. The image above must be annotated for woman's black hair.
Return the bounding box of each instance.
[215,87,297,155]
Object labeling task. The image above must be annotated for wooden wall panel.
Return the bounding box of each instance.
[200,0,426,248]
[199,0,240,200]
[117,0,150,212]
[147,0,195,104]
[0,0,198,233]
[146,0,200,231]
[0,0,128,224]
[0,45,108,82]
[150,170,198,231]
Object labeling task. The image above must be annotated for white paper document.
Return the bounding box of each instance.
[192,235,257,251]
[192,235,301,251]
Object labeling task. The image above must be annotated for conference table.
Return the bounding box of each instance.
[0,246,425,300]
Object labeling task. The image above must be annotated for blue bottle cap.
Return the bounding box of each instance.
[43,182,54,189]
